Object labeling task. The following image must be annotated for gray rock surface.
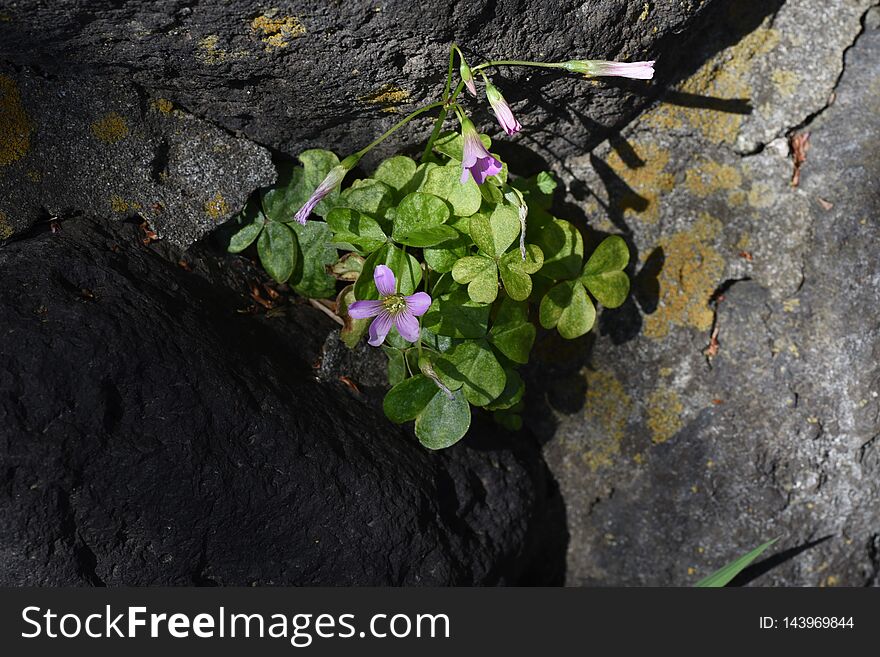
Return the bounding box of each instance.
[538,0,880,585]
[0,216,565,585]
[0,0,725,245]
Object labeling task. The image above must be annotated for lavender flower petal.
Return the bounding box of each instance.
[405,292,431,316]
[486,82,521,136]
[293,163,348,224]
[394,310,421,343]
[347,300,384,319]
[367,311,394,347]
[373,264,397,297]
[460,122,503,185]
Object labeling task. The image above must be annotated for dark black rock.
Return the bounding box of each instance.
[0,217,565,585]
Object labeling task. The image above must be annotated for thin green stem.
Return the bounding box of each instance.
[420,107,448,162]
[473,60,564,72]
[355,101,444,159]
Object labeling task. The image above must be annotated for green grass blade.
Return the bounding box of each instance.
[695,537,779,587]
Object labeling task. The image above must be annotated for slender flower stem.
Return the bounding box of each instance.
[421,43,460,162]
[473,60,564,72]
[356,101,444,159]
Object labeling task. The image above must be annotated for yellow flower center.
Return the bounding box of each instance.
[382,294,407,317]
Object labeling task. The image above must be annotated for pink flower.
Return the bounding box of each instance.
[459,116,502,185]
[485,81,521,136]
[562,59,655,80]
[348,265,431,347]
[292,154,360,224]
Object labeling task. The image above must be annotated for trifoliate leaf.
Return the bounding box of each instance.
[581,235,631,308]
[289,221,336,298]
[498,244,544,301]
[533,217,584,280]
[373,156,418,192]
[451,255,499,304]
[468,205,520,258]
[257,222,298,283]
[414,388,471,450]
[326,207,388,253]
[384,374,441,423]
[539,279,596,339]
[423,287,491,339]
[488,297,536,364]
[434,339,506,407]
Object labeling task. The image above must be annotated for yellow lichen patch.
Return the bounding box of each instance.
[110,195,140,213]
[251,14,306,50]
[204,192,229,220]
[580,369,633,471]
[747,181,775,208]
[0,211,13,240]
[91,112,129,144]
[26,169,41,182]
[152,98,174,115]
[198,35,226,64]
[643,25,780,144]
[0,74,34,166]
[771,69,799,97]
[603,141,674,224]
[684,158,742,197]
[639,2,650,21]
[647,387,684,444]
[643,213,725,339]
[358,84,410,113]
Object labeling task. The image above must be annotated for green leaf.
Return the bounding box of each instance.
[354,243,422,300]
[228,215,265,253]
[338,284,370,348]
[289,221,336,298]
[534,217,584,280]
[539,279,596,339]
[335,179,395,220]
[414,388,471,450]
[423,287,491,339]
[257,222,298,283]
[581,235,631,308]
[297,149,342,218]
[451,255,499,304]
[260,166,304,223]
[391,192,451,247]
[432,130,491,161]
[498,244,544,301]
[423,231,471,273]
[488,297,536,364]
[434,339,506,407]
[468,205,520,258]
[373,155,418,192]
[326,207,388,253]
[401,162,439,198]
[485,368,525,411]
[383,374,441,423]
[383,346,408,387]
[419,327,455,353]
[421,162,482,216]
[695,538,779,588]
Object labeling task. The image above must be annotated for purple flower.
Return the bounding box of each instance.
[562,59,655,80]
[348,265,431,347]
[459,116,503,185]
[485,82,521,136]
[293,154,359,224]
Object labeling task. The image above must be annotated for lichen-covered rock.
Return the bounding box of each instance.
[0,217,565,585]
[0,70,274,248]
[536,0,880,585]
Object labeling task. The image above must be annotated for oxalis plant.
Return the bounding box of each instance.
[227,45,655,449]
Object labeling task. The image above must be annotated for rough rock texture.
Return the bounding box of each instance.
[536,0,880,585]
[0,0,726,245]
[0,217,565,585]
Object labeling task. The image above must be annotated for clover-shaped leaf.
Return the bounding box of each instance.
[423,287,491,339]
[434,339,507,407]
[289,221,336,298]
[469,205,520,258]
[580,235,631,308]
[326,207,388,253]
[421,162,482,216]
[487,297,536,364]
[539,279,596,339]
[498,244,543,301]
[336,179,395,221]
[383,374,441,423]
[391,192,456,247]
[414,387,471,450]
[534,217,584,280]
[452,255,498,304]
[373,156,417,193]
[257,221,298,283]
